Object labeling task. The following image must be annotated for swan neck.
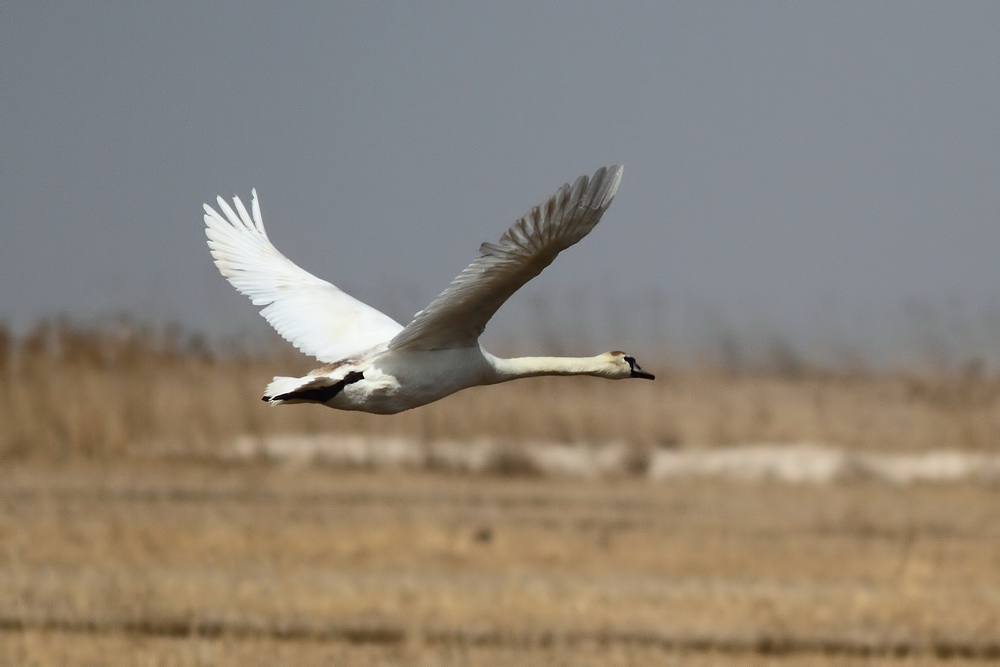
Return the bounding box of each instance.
[488,354,609,382]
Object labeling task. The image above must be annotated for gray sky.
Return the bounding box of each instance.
[3,3,999,365]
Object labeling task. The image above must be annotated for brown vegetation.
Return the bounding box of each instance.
[2,318,1000,460]
[2,318,1000,663]
[1,464,999,664]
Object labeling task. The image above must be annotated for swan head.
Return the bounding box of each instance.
[607,351,655,380]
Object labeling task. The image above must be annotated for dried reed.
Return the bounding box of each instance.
[2,318,999,460]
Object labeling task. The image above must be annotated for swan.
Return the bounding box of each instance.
[203,165,653,415]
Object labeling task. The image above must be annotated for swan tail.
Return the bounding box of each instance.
[261,375,315,405]
[262,372,365,405]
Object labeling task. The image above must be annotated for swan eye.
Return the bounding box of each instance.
[623,355,637,370]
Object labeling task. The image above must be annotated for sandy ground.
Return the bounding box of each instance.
[1,461,999,665]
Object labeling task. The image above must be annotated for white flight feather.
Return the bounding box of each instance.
[389,165,623,350]
[204,189,403,363]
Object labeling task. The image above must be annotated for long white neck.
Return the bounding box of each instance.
[485,353,617,384]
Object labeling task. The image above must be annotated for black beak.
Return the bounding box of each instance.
[623,355,655,380]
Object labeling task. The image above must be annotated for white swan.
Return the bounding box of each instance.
[204,165,653,414]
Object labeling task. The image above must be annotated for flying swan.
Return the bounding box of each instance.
[204,165,653,414]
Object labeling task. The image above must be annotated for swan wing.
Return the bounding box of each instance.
[204,190,403,362]
[389,165,623,351]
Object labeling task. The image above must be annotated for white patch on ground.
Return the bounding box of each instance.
[647,444,847,483]
[221,435,1000,485]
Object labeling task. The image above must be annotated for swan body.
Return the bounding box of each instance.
[204,165,653,414]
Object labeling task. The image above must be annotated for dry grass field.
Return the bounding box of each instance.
[2,465,999,665]
[4,319,1000,459]
[1,320,1000,664]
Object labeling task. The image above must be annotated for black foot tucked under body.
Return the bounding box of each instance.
[265,371,365,403]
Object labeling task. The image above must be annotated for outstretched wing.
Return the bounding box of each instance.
[389,165,623,352]
[204,190,403,362]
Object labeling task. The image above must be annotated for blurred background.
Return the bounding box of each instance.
[3,4,1000,663]
[4,2,999,369]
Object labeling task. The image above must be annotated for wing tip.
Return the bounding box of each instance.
[595,164,623,207]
